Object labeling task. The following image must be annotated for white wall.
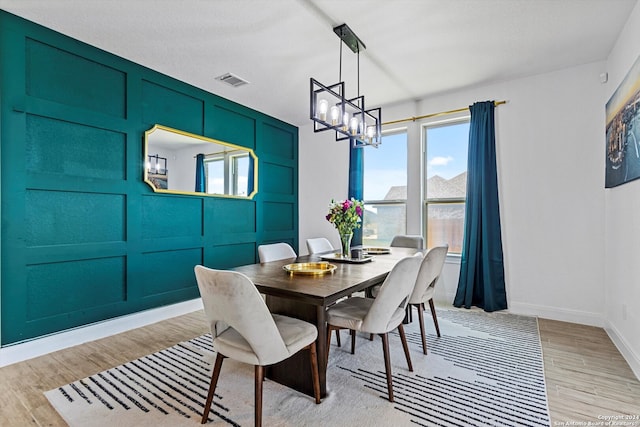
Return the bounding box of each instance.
[298,123,352,253]
[603,0,640,378]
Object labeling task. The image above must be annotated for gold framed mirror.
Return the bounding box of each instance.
[144,124,258,199]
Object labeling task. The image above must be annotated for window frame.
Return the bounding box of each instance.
[362,128,409,247]
[422,116,470,255]
[204,151,250,196]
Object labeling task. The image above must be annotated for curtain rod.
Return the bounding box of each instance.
[382,100,506,127]
[193,149,245,158]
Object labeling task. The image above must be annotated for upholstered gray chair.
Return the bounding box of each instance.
[409,244,448,354]
[368,233,424,298]
[194,265,321,426]
[390,234,425,249]
[325,255,422,402]
[306,237,334,255]
[257,242,297,263]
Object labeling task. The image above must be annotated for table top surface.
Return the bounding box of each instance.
[233,246,422,306]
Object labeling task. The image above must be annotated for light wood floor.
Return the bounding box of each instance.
[1,311,638,426]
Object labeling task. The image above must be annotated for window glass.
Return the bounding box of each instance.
[232,154,249,196]
[363,131,407,247]
[205,157,224,194]
[425,120,469,253]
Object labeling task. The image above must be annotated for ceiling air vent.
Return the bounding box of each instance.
[215,72,249,87]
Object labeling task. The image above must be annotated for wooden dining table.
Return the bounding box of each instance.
[232,246,421,398]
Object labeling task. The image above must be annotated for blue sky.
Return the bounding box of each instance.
[425,121,469,179]
[363,122,469,200]
[363,132,407,200]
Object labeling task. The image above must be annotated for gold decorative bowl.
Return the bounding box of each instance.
[283,262,337,276]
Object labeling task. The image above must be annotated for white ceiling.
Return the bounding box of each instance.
[0,0,637,127]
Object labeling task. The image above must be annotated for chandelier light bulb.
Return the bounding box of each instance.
[330,105,340,125]
[350,117,359,135]
[318,99,328,121]
[343,112,350,131]
[366,125,375,141]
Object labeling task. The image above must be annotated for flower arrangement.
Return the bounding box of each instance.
[326,198,364,235]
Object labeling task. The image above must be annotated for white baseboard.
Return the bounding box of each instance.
[606,322,640,381]
[507,301,605,327]
[0,298,203,368]
[435,295,604,326]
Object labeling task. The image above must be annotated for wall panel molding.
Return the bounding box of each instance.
[0,10,298,345]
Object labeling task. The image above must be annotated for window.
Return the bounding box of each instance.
[424,119,469,254]
[205,156,225,194]
[362,131,408,247]
[231,154,249,196]
[204,152,250,196]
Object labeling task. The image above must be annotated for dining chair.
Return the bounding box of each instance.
[368,233,424,300]
[390,234,425,250]
[408,244,448,354]
[194,265,321,426]
[306,237,334,255]
[325,255,423,402]
[257,242,297,263]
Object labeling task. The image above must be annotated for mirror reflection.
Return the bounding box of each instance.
[144,125,258,198]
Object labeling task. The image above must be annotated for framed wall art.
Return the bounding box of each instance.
[605,54,640,188]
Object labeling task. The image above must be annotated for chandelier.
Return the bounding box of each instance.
[310,23,382,147]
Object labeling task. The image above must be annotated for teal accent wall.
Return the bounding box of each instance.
[0,11,298,345]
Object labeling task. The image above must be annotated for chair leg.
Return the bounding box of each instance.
[416,303,428,355]
[326,325,336,362]
[255,365,264,427]
[380,333,394,402]
[350,329,356,354]
[397,324,413,372]
[201,353,225,424]
[308,342,321,404]
[428,299,441,337]
[335,329,342,347]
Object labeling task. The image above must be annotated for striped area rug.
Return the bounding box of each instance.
[45,307,550,426]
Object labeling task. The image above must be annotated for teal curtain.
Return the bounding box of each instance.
[453,101,507,312]
[348,140,364,246]
[195,153,205,192]
[247,155,255,195]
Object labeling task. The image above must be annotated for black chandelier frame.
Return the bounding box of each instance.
[310,24,382,148]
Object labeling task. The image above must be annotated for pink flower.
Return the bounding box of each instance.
[342,200,351,211]
[355,205,362,216]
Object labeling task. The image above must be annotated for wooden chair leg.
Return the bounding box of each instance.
[326,325,336,362]
[416,303,428,355]
[308,342,321,404]
[255,365,264,427]
[335,329,342,347]
[428,299,441,337]
[201,353,225,424]
[350,329,356,354]
[397,324,413,371]
[380,333,394,402]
